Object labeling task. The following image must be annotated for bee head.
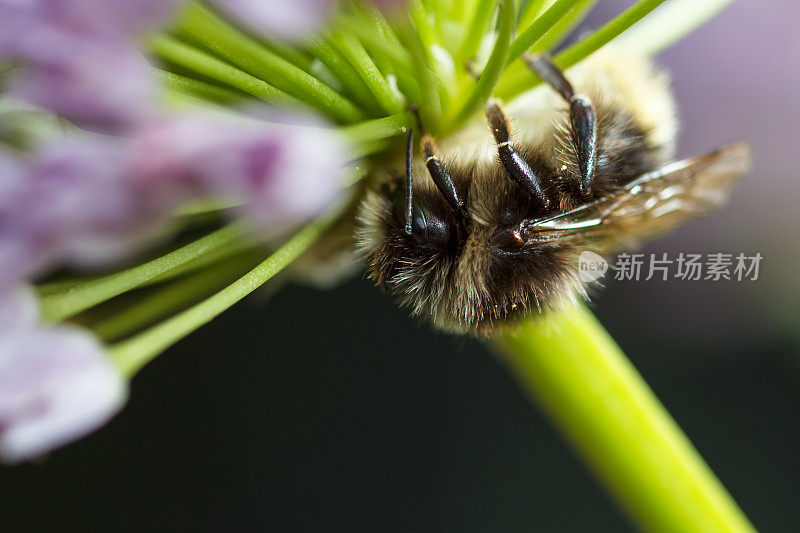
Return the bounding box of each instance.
[356,176,463,306]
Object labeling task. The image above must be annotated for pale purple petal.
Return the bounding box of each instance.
[23,136,185,268]
[0,150,55,289]
[0,287,38,333]
[0,134,189,288]
[216,123,347,228]
[132,112,348,231]
[0,322,126,463]
[0,0,165,131]
[210,0,334,40]
[0,0,180,45]
[9,39,156,132]
[47,0,181,38]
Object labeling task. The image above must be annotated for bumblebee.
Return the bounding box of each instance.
[357,49,750,335]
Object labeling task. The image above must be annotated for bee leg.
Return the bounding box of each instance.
[486,100,550,208]
[421,135,466,216]
[522,53,597,194]
[403,128,413,235]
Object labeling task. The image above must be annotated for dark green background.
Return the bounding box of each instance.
[2,275,799,532]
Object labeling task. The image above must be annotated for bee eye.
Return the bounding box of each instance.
[411,209,451,247]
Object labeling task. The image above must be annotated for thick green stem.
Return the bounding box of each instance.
[494,304,756,533]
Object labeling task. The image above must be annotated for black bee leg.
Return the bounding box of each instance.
[403,128,414,236]
[522,53,597,194]
[486,100,550,208]
[421,135,466,216]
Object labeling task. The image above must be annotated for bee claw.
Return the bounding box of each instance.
[570,96,597,194]
[522,53,597,194]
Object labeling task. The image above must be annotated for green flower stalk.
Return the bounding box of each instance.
[495,306,756,533]
[0,0,757,530]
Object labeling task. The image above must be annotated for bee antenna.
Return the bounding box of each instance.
[409,104,426,137]
[404,128,414,236]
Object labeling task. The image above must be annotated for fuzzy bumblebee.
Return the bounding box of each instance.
[356,49,750,335]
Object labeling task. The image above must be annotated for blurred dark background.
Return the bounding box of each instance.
[3,1,799,531]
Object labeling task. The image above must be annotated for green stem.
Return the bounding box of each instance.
[148,36,299,107]
[494,305,756,533]
[109,211,338,376]
[517,0,555,30]
[507,0,577,64]
[329,31,405,115]
[456,0,495,62]
[397,14,442,132]
[448,0,515,130]
[341,112,413,144]
[307,37,383,113]
[555,0,667,68]
[497,0,665,100]
[155,69,246,104]
[497,0,597,97]
[176,2,364,122]
[39,225,242,322]
[93,253,258,342]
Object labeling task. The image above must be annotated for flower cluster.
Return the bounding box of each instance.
[0,0,351,462]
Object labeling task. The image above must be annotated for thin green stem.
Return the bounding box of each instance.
[457,0,495,63]
[155,69,246,104]
[556,0,667,68]
[448,0,515,130]
[507,0,577,64]
[341,112,413,144]
[256,36,314,72]
[497,0,597,97]
[329,31,405,115]
[176,2,364,122]
[39,225,242,322]
[93,253,258,342]
[397,15,442,132]
[494,304,756,533]
[337,16,422,104]
[147,36,299,107]
[109,211,339,376]
[497,0,666,100]
[526,0,597,51]
[307,37,383,113]
[517,0,554,30]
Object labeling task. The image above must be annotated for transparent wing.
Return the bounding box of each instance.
[522,143,751,248]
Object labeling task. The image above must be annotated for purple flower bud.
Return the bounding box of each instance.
[0,288,126,463]
[0,0,179,131]
[0,135,184,289]
[8,38,157,132]
[132,112,349,231]
[209,0,335,40]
